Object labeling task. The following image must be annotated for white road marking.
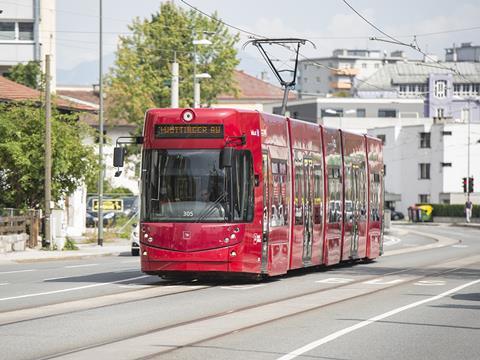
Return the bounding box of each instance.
[452,245,469,248]
[363,278,405,285]
[0,269,35,275]
[43,276,71,281]
[220,284,266,290]
[65,263,98,269]
[316,278,354,284]
[277,279,480,360]
[0,283,9,286]
[414,280,446,286]
[383,236,401,246]
[0,275,150,302]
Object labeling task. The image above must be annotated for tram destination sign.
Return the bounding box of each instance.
[155,124,224,139]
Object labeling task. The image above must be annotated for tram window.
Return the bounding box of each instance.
[370,172,381,222]
[327,166,341,223]
[270,159,288,227]
[233,150,254,222]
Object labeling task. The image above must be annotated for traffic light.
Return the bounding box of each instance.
[468,177,474,193]
[463,177,467,193]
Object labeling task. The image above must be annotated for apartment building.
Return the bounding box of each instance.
[0,0,56,87]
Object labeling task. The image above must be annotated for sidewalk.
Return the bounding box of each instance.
[0,239,130,263]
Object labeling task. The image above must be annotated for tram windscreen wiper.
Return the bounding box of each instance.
[195,192,228,222]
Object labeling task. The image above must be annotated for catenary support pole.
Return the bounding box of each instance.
[98,0,104,246]
[44,54,52,249]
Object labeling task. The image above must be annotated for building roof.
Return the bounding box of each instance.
[218,70,296,101]
[0,76,96,112]
[357,62,480,91]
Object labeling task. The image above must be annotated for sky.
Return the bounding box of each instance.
[55,0,480,84]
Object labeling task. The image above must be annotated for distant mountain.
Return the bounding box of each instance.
[57,53,116,86]
[57,50,273,86]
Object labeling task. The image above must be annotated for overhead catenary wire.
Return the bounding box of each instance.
[340,0,478,86]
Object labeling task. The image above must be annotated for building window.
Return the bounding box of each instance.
[374,63,380,69]
[383,164,387,176]
[419,163,430,179]
[437,108,445,118]
[434,80,447,98]
[18,22,34,41]
[378,109,396,118]
[399,85,406,95]
[453,84,461,95]
[420,132,431,148]
[419,194,430,203]
[303,77,308,83]
[316,76,321,82]
[0,22,15,40]
[377,134,386,144]
[356,108,366,117]
[362,63,367,69]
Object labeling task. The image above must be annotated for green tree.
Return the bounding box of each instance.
[5,61,43,90]
[106,2,240,129]
[0,103,97,209]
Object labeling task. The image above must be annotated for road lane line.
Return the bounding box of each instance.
[0,275,150,302]
[0,269,35,275]
[43,276,72,281]
[0,283,9,286]
[64,264,98,269]
[277,278,480,360]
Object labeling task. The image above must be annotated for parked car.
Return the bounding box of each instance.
[390,210,405,221]
[85,210,116,227]
[130,222,140,256]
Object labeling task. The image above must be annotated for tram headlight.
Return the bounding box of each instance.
[182,109,195,122]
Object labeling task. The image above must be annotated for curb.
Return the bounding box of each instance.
[384,227,459,257]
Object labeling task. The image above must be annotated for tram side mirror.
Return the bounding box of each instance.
[255,174,260,187]
[220,147,233,168]
[113,147,125,168]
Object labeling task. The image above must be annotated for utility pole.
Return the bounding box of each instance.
[171,52,179,108]
[44,54,52,249]
[467,98,471,201]
[98,0,104,246]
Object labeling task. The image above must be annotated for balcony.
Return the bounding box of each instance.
[330,68,359,76]
[330,81,352,90]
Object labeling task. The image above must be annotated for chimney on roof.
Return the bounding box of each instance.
[260,71,269,82]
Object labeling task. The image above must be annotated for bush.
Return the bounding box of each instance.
[63,238,78,251]
[429,204,479,218]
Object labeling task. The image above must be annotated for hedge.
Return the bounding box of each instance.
[418,204,480,218]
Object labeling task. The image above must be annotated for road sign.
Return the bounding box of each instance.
[92,199,123,212]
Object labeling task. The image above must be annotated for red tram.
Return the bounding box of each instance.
[115,108,384,278]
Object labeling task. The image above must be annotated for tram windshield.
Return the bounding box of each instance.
[141,149,254,222]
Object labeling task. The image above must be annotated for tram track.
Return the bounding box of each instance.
[0,226,462,328]
[36,251,480,360]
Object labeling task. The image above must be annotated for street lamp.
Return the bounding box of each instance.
[194,73,211,108]
[324,108,356,129]
[192,37,212,108]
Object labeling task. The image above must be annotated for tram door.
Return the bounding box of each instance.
[302,157,314,264]
[350,166,360,258]
[261,153,269,273]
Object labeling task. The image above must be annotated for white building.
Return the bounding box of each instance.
[264,97,424,124]
[368,120,480,213]
[296,49,407,97]
[0,0,56,88]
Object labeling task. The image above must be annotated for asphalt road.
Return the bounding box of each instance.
[0,224,479,360]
